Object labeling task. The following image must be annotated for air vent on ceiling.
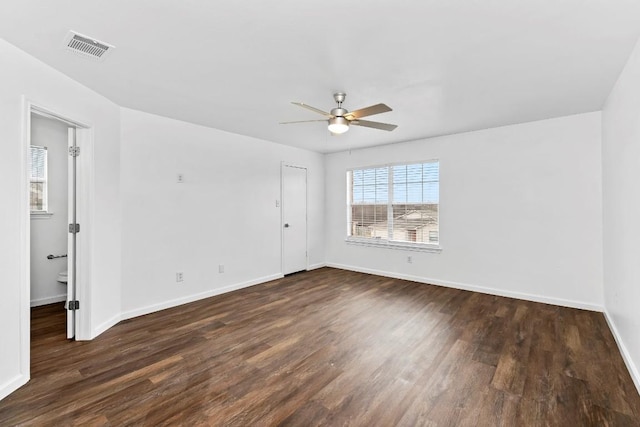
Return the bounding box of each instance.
[63,30,114,61]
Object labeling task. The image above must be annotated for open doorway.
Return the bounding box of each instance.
[24,102,93,344]
[29,114,71,324]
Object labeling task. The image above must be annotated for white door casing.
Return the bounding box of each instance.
[12,100,93,402]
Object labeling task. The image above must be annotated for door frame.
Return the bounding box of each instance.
[280,162,308,275]
[19,97,94,375]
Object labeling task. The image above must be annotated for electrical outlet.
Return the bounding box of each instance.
[177,173,184,183]
[218,265,224,273]
[176,272,184,282]
[407,256,412,264]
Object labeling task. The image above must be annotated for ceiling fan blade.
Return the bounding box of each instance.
[291,102,333,117]
[280,119,327,124]
[344,103,392,120]
[351,119,397,131]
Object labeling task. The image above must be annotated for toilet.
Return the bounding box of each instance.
[57,270,68,284]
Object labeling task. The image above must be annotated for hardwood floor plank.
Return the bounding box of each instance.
[278,400,330,427]
[1,267,639,426]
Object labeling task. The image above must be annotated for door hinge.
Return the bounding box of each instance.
[67,300,79,311]
[69,146,80,157]
[69,223,80,234]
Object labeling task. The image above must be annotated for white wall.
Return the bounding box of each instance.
[602,36,640,391]
[119,108,324,318]
[0,38,122,399]
[325,112,604,309]
[30,115,69,306]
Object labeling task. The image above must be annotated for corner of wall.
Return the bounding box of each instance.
[0,374,29,402]
[603,310,640,394]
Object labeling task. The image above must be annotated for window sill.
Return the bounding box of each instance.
[345,237,442,253]
[31,212,54,220]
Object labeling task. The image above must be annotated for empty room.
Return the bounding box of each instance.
[2,1,640,425]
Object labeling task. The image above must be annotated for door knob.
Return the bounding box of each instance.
[284,223,290,228]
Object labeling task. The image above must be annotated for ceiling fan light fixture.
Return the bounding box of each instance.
[328,117,349,134]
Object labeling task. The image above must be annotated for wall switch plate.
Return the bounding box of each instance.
[177,173,184,183]
[176,272,184,282]
[218,265,224,273]
[276,200,280,207]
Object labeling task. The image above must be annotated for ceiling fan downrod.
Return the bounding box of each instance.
[333,92,346,107]
[331,92,348,118]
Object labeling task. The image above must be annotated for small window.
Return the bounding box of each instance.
[347,161,440,250]
[29,145,48,212]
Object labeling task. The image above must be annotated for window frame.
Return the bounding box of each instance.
[29,145,50,216]
[345,160,441,253]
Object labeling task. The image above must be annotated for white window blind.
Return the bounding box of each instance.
[29,145,48,212]
[348,161,439,246]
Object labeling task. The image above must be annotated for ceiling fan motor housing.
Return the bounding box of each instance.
[331,107,348,118]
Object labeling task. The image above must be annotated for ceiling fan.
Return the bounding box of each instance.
[280,92,397,135]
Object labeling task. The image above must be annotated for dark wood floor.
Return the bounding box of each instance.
[1,268,639,426]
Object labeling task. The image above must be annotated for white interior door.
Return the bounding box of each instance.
[66,127,76,339]
[282,165,307,275]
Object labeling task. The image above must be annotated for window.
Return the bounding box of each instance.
[29,145,48,212]
[347,161,439,250]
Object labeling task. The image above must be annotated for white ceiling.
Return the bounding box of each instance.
[2,1,640,153]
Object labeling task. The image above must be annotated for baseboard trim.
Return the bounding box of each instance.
[603,309,640,395]
[30,294,66,307]
[308,263,327,271]
[0,374,29,401]
[120,273,285,321]
[90,313,123,340]
[325,263,603,312]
